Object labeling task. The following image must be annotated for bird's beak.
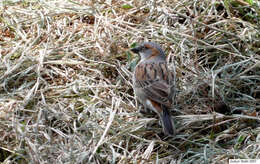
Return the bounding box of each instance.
[130,46,141,54]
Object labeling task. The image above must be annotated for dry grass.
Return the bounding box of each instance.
[0,0,260,163]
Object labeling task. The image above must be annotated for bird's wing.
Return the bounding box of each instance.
[134,62,175,107]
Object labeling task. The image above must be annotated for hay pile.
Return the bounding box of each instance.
[0,0,259,163]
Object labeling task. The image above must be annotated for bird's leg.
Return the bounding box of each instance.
[139,106,157,117]
[139,106,148,114]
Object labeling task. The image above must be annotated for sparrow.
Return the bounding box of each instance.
[131,42,175,135]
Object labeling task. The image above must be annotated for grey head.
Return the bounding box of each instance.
[130,42,166,61]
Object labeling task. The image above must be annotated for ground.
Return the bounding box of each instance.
[0,0,260,163]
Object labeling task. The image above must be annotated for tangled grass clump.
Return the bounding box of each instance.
[0,0,259,163]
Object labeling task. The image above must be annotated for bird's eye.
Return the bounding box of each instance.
[142,46,147,51]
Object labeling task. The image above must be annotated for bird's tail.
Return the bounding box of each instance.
[159,105,175,135]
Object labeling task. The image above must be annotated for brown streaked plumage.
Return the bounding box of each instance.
[131,42,176,135]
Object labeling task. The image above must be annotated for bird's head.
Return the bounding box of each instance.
[131,42,165,61]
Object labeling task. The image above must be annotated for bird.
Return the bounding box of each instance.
[131,42,176,135]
